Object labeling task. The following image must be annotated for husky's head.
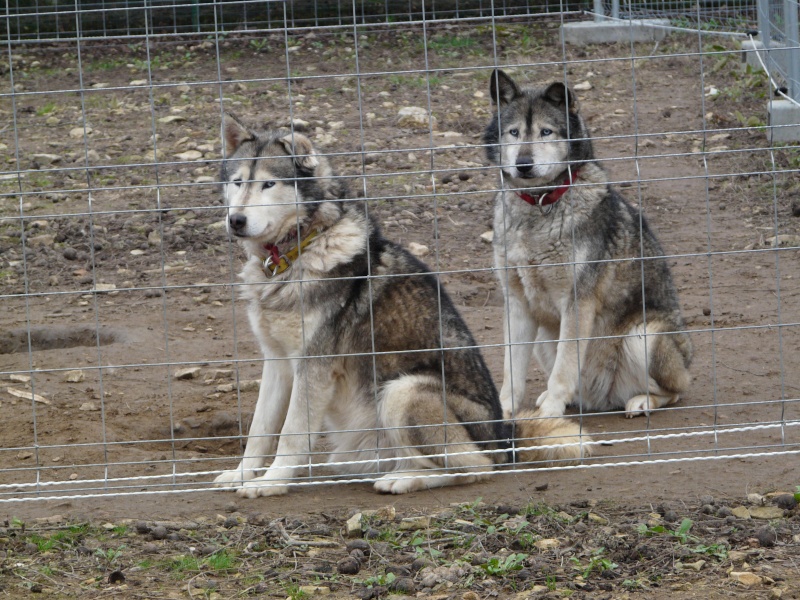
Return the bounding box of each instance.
[220,113,342,252]
[483,70,592,187]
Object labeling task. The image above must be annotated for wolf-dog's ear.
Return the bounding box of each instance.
[222,113,255,156]
[277,132,320,171]
[489,69,521,107]
[543,82,579,114]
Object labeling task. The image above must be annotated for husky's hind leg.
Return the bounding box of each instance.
[374,375,497,495]
[617,323,691,418]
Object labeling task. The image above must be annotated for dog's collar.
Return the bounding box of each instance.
[261,228,320,277]
[514,167,581,213]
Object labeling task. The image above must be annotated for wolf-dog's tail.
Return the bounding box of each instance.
[512,410,593,466]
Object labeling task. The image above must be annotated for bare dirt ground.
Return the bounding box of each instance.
[1,21,800,598]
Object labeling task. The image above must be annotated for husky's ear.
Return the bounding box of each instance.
[489,69,521,107]
[278,132,320,172]
[222,113,255,156]
[543,82,579,114]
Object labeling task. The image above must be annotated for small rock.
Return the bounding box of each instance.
[588,512,609,525]
[408,242,429,257]
[346,512,363,537]
[150,525,168,540]
[717,506,733,518]
[750,506,784,520]
[158,115,187,124]
[174,367,201,380]
[574,81,593,91]
[398,515,430,530]
[766,234,800,247]
[70,127,92,138]
[31,153,62,165]
[78,402,98,411]
[700,494,715,506]
[731,506,751,519]
[337,557,360,575]
[130,79,148,86]
[729,571,763,587]
[397,106,435,129]
[175,150,203,161]
[63,370,85,383]
[298,585,330,595]
[480,230,493,243]
[683,559,706,571]
[63,247,78,260]
[534,538,560,550]
[747,493,765,505]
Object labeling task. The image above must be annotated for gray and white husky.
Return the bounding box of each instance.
[484,70,692,419]
[213,113,591,497]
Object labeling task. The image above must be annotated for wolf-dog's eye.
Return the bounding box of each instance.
[541,128,553,136]
[509,128,519,137]
[262,181,276,190]
[232,179,243,187]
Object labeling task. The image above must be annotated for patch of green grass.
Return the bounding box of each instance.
[388,74,441,89]
[167,554,202,575]
[358,571,396,589]
[570,547,617,579]
[427,34,478,55]
[94,545,125,564]
[480,553,527,576]
[794,485,800,503]
[36,102,57,116]
[205,549,238,572]
[283,582,309,599]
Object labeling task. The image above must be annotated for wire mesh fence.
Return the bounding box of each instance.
[1,0,799,504]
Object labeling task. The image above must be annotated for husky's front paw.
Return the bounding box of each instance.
[214,467,258,489]
[534,390,567,418]
[237,477,290,498]
[374,472,426,494]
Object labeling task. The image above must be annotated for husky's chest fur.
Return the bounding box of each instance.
[492,165,628,323]
[239,215,368,359]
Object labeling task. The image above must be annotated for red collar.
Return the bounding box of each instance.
[514,167,581,208]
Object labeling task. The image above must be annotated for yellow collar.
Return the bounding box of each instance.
[263,229,320,277]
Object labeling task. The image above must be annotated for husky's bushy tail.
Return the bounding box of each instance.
[513,410,593,466]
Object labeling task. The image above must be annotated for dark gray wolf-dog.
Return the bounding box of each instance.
[484,70,692,419]
[214,113,591,497]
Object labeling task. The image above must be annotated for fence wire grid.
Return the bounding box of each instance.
[2,0,799,504]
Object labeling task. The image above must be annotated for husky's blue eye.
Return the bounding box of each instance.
[262,181,276,190]
[509,128,519,137]
[541,128,553,136]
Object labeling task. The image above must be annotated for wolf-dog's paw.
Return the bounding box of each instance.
[624,394,655,418]
[534,390,568,418]
[236,477,290,498]
[213,468,258,489]
[374,471,429,494]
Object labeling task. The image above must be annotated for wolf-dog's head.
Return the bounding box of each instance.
[483,70,593,187]
[220,113,344,252]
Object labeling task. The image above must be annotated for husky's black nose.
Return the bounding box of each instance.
[229,213,247,232]
[516,156,533,175]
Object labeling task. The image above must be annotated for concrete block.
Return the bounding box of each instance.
[768,99,800,143]
[742,39,790,75]
[561,19,670,45]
